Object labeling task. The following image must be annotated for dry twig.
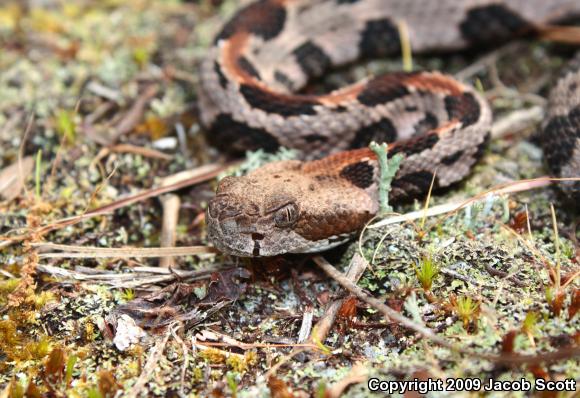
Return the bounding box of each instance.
[159,194,181,268]
[110,84,159,142]
[308,253,368,344]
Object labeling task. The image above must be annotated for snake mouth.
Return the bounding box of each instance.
[249,233,265,256]
[252,239,261,256]
[251,232,264,240]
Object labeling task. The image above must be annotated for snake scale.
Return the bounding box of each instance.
[199,0,580,257]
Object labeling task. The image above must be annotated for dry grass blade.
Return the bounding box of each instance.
[109,144,174,161]
[455,41,523,80]
[538,24,580,44]
[491,106,544,139]
[251,256,369,379]
[36,263,222,288]
[369,176,566,230]
[70,163,230,220]
[325,362,368,398]
[550,204,562,291]
[169,324,189,397]
[313,256,463,350]
[159,194,181,268]
[110,84,159,142]
[33,243,217,258]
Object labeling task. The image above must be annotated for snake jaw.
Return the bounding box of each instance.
[207,205,354,257]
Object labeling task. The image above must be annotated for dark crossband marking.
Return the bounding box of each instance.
[339,161,375,188]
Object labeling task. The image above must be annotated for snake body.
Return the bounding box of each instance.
[200,0,580,257]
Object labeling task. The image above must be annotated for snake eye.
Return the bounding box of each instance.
[273,203,299,228]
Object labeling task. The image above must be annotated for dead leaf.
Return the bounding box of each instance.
[25,382,42,398]
[501,330,518,354]
[569,289,579,320]
[0,156,33,201]
[549,290,566,316]
[268,376,296,398]
[325,362,368,398]
[202,267,251,304]
[43,347,66,392]
[98,370,120,398]
[337,296,357,332]
[509,211,528,234]
[338,296,357,321]
[528,364,549,380]
[109,283,201,329]
[108,268,249,330]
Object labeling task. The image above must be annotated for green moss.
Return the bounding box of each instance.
[453,295,481,331]
[413,255,439,291]
[0,278,20,305]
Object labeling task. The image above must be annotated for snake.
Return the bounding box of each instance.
[199,0,580,257]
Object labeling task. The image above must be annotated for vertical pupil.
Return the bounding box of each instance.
[274,204,298,227]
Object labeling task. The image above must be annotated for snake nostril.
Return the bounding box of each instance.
[251,233,265,241]
[222,208,242,218]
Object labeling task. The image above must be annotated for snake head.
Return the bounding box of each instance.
[206,164,311,256]
[206,159,377,257]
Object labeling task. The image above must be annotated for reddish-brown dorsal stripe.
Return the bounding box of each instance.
[301,148,377,174]
[221,33,255,84]
[302,119,461,176]
[319,81,367,105]
[404,72,464,96]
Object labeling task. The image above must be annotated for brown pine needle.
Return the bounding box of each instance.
[538,24,580,44]
[550,203,561,291]
[420,170,437,230]
[109,143,174,161]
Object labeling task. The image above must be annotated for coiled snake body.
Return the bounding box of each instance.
[200,0,580,257]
